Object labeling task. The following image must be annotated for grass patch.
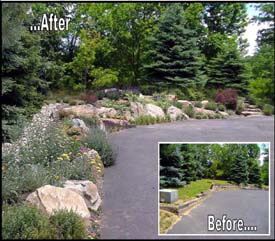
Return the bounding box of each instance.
[176,179,230,202]
[159,210,178,234]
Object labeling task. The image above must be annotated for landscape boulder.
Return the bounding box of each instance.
[72,118,90,133]
[96,106,117,118]
[201,100,209,109]
[130,102,145,118]
[124,110,134,122]
[167,106,183,121]
[177,100,194,109]
[145,103,165,118]
[26,185,90,219]
[41,103,69,120]
[64,180,102,211]
[166,94,177,102]
[63,104,97,118]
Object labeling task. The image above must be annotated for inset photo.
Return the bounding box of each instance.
[158,142,270,236]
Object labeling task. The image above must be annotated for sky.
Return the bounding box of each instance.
[258,143,269,166]
[242,3,271,56]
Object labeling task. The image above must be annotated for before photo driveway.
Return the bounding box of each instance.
[168,189,269,235]
[101,116,274,239]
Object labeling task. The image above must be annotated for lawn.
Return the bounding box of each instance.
[176,179,230,202]
[159,209,178,234]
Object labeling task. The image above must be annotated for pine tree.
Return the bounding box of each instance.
[144,4,205,91]
[180,144,198,184]
[248,159,262,187]
[207,36,248,93]
[261,148,269,186]
[159,144,186,188]
[228,145,249,185]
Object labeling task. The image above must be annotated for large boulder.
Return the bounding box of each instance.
[130,102,145,118]
[96,107,117,118]
[40,103,70,120]
[167,106,183,121]
[26,185,90,219]
[124,110,134,122]
[145,103,165,118]
[166,94,177,102]
[64,180,101,211]
[177,100,194,109]
[194,107,216,115]
[201,100,209,109]
[72,118,90,133]
[63,104,97,118]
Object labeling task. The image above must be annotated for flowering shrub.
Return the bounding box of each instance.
[215,89,238,110]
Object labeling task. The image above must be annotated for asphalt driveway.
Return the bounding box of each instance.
[101,116,274,239]
[168,190,269,234]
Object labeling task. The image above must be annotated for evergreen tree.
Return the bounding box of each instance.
[228,145,249,185]
[2,3,48,142]
[159,144,186,188]
[144,4,205,91]
[207,36,248,93]
[261,148,269,186]
[248,159,262,187]
[180,144,199,183]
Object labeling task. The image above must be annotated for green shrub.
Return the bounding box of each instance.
[81,127,115,167]
[67,127,81,136]
[170,88,186,99]
[165,114,171,122]
[50,157,94,183]
[68,99,78,105]
[62,117,74,128]
[50,209,86,239]
[133,115,155,125]
[124,91,139,102]
[18,123,80,166]
[2,105,28,142]
[207,113,215,119]
[214,113,223,119]
[217,104,226,111]
[185,87,205,101]
[63,96,70,103]
[236,99,245,115]
[172,101,182,109]
[79,115,100,128]
[154,100,171,112]
[183,106,195,118]
[2,162,63,204]
[2,204,55,239]
[194,101,202,108]
[263,104,274,116]
[205,101,217,111]
[133,114,171,126]
[194,112,205,119]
